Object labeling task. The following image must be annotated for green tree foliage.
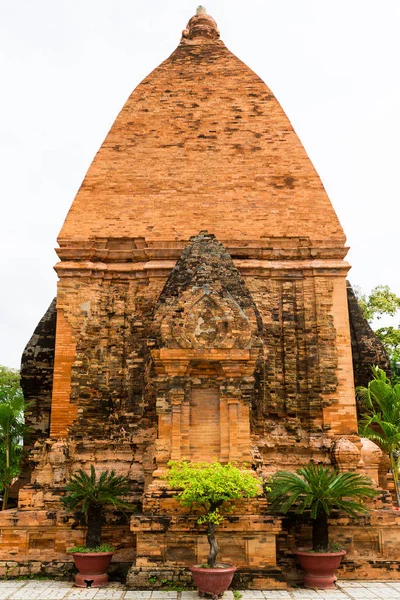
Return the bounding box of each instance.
[355,285,400,382]
[61,466,131,549]
[375,326,400,383]
[356,285,400,322]
[0,366,26,510]
[164,461,262,568]
[357,366,400,505]
[266,463,377,552]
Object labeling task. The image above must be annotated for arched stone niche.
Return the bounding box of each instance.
[150,232,263,475]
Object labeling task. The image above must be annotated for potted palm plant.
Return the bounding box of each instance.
[266,463,378,588]
[165,460,262,598]
[62,466,131,588]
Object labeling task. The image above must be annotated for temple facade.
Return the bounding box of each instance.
[1,7,399,587]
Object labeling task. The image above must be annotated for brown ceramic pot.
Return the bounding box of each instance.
[295,549,346,589]
[72,552,113,588]
[189,564,236,598]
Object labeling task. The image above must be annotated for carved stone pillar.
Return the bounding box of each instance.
[228,399,240,461]
[171,393,183,461]
[219,395,229,462]
[180,397,190,460]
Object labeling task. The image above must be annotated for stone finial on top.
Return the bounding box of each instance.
[331,437,361,472]
[360,438,382,486]
[181,7,220,43]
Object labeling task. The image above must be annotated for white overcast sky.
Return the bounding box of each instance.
[1,0,399,368]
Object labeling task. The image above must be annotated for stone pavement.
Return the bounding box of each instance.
[1,582,400,600]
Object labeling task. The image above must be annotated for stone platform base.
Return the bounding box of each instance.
[0,559,133,580]
[126,566,287,590]
[0,508,135,580]
[338,559,400,580]
[126,566,192,589]
[0,560,75,580]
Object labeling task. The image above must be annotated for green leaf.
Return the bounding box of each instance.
[62,468,132,513]
[164,461,262,526]
[0,366,28,507]
[266,463,377,519]
[356,366,400,503]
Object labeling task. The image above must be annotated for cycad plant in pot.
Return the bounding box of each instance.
[165,460,262,598]
[266,463,378,588]
[62,466,131,588]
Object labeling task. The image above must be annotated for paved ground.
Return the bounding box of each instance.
[1,581,400,600]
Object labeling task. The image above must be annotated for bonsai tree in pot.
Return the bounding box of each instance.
[62,465,131,588]
[266,463,378,589]
[165,460,262,597]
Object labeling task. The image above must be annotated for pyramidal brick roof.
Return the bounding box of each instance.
[58,8,346,248]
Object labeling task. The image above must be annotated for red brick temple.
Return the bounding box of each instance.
[1,7,398,587]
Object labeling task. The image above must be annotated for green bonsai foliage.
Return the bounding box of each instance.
[164,460,262,568]
[61,466,131,549]
[357,366,400,505]
[266,463,377,552]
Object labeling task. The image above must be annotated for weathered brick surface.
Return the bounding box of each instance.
[19,299,56,493]
[57,12,345,248]
[50,308,77,437]
[150,233,261,468]
[21,298,56,441]
[8,8,400,587]
[277,508,400,584]
[347,281,391,388]
[0,508,134,578]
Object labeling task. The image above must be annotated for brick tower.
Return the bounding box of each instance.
[2,7,399,586]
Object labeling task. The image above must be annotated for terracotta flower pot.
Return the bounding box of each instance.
[190,564,236,598]
[295,549,346,589]
[72,552,113,588]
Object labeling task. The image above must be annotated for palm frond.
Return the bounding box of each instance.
[267,464,377,520]
[357,368,400,506]
[62,467,131,513]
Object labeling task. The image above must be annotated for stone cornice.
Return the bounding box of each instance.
[54,257,350,278]
[55,237,350,278]
[56,237,349,262]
